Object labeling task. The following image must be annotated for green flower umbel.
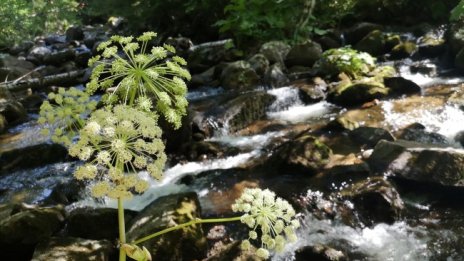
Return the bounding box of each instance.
[38,87,97,146]
[86,32,190,129]
[232,188,300,259]
[69,105,167,199]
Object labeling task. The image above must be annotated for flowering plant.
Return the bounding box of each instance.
[39,32,299,261]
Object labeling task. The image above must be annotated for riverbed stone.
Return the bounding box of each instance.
[354,30,387,56]
[269,133,332,174]
[390,41,417,59]
[220,61,260,90]
[384,77,421,95]
[349,126,395,148]
[295,244,347,261]
[340,177,404,225]
[285,40,323,68]
[0,101,27,125]
[27,46,52,65]
[294,78,327,104]
[31,237,114,261]
[328,79,389,107]
[65,26,85,41]
[264,63,289,88]
[0,143,68,173]
[205,241,260,261]
[0,55,37,82]
[126,192,207,261]
[398,123,449,145]
[0,204,65,260]
[259,41,291,65]
[344,22,383,45]
[248,53,269,76]
[368,140,464,187]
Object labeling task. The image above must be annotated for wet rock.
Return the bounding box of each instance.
[0,55,36,82]
[19,93,44,113]
[65,208,136,240]
[161,110,192,153]
[205,240,259,261]
[294,78,327,104]
[183,141,227,161]
[269,133,332,174]
[75,47,93,67]
[455,131,464,146]
[199,91,276,135]
[9,41,34,56]
[0,115,6,133]
[349,126,394,148]
[355,30,387,56]
[65,26,84,41]
[399,123,449,145]
[42,49,76,66]
[390,41,417,59]
[418,35,445,57]
[368,140,464,187]
[188,39,241,73]
[285,40,323,68]
[0,204,65,260]
[263,63,289,88]
[220,61,259,90]
[32,237,115,261]
[0,143,68,173]
[325,116,360,131]
[248,53,269,76]
[42,179,85,205]
[321,154,371,189]
[340,177,404,225]
[385,34,401,50]
[295,244,347,261]
[190,66,218,88]
[409,61,437,76]
[328,80,389,107]
[344,22,383,45]
[126,192,207,261]
[259,41,291,65]
[0,101,27,125]
[384,77,421,95]
[27,46,52,64]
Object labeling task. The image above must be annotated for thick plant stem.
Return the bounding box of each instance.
[118,198,126,261]
[132,216,243,245]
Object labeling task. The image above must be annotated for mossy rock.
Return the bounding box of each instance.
[328,79,389,107]
[390,41,417,59]
[259,41,291,64]
[220,61,260,90]
[269,133,332,174]
[285,40,323,68]
[354,30,387,56]
[385,34,401,50]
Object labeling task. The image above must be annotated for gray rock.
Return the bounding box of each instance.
[32,237,114,261]
[349,126,395,148]
[0,55,37,82]
[285,40,323,68]
[65,26,84,41]
[264,63,288,88]
[368,140,464,187]
[27,46,52,64]
[259,41,291,65]
[384,77,421,95]
[328,80,389,107]
[248,53,269,76]
[354,30,387,56]
[344,22,384,45]
[126,192,207,261]
[220,61,259,90]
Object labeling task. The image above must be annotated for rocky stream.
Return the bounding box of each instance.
[1,22,464,260]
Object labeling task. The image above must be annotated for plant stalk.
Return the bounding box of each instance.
[132,216,243,245]
[118,198,126,261]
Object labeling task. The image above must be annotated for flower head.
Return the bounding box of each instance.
[232,188,300,255]
[38,87,97,146]
[69,105,166,199]
[85,32,190,129]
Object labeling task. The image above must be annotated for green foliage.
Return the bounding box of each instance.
[315,47,376,79]
[0,0,80,46]
[214,0,309,45]
[451,0,464,21]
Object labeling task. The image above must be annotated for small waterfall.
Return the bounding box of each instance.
[267,86,339,123]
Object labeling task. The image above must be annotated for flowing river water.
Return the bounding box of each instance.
[1,55,464,260]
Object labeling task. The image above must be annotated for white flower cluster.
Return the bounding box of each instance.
[86,31,190,129]
[232,188,300,259]
[69,105,167,199]
[38,87,97,146]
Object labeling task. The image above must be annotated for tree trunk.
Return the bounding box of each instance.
[0,69,86,92]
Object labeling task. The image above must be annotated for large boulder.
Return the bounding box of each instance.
[368,140,464,187]
[0,205,65,260]
[0,143,68,173]
[197,91,276,136]
[65,26,85,41]
[285,40,323,68]
[220,61,260,90]
[247,53,269,76]
[0,55,36,82]
[259,41,291,65]
[328,79,389,107]
[339,177,404,225]
[263,63,289,88]
[384,77,421,95]
[344,22,383,45]
[294,77,327,104]
[354,30,387,56]
[349,126,395,148]
[126,192,207,261]
[390,41,417,59]
[31,237,114,261]
[269,133,332,174]
[26,46,52,65]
